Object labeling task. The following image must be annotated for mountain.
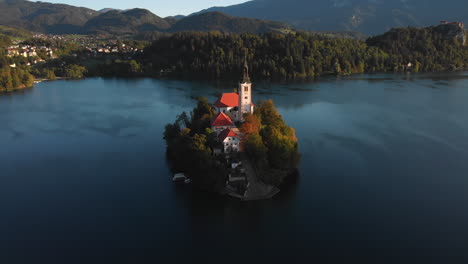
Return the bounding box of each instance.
[98,8,123,13]
[164,15,186,20]
[0,0,99,34]
[169,12,289,34]
[0,1,289,35]
[196,0,468,35]
[84,8,171,35]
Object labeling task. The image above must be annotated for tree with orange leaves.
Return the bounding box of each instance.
[240,113,261,139]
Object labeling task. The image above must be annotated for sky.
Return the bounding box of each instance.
[34,0,249,17]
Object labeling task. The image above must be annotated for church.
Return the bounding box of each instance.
[211,59,255,153]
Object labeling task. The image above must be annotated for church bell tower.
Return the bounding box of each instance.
[238,56,253,120]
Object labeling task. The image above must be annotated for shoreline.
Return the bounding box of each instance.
[3,70,468,94]
[33,77,72,84]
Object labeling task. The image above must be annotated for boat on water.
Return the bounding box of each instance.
[172,173,191,184]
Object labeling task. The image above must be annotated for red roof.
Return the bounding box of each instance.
[212,112,234,127]
[218,128,241,142]
[214,93,239,108]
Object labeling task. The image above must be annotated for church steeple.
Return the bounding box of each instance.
[241,54,251,83]
[238,54,253,121]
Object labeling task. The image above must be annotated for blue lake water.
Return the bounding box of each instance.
[1,73,468,263]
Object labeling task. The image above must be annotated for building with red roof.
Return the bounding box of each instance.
[214,93,239,108]
[213,57,254,122]
[218,128,242,153]
[214,93,240,121]
[211,58,253,153]
[211,112,236,134]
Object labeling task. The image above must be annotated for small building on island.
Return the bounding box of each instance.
[211,112,236,135]
[214,93,240,121]
[219,128,242,153]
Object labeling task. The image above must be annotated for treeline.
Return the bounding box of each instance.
[143,27,468,80]
[241,100,300,186]
[144,31,384,79]
[0,66,34,92]
[367,26,468,71]
[31,64,87,80]
[85,59,143,77]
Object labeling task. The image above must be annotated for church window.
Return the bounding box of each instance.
[245,96,248,100]
[244,86,248,92]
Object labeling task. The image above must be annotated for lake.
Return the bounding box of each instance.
[1,73,468,263]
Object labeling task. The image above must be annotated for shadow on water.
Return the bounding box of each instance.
[0,87,34,98]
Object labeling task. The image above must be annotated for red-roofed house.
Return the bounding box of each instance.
[218,128,242,153]
[214,93,239,121]
[211,112,236,134]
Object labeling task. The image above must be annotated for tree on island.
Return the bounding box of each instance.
[242,100,300,186]
[164,97,227,192]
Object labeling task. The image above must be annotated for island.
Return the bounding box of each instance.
[164,59,300,200]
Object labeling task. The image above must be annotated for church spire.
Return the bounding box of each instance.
[241,53,251,83]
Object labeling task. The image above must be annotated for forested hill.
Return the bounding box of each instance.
[143,25,468,79]
[196,0,468,35]
[84,9,171,35]
[367,25,467,71]
[168,12,288,34]
[0,0,99,34]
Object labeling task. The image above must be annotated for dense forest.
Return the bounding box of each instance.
[144,26,468,80]
[367,26,468,72]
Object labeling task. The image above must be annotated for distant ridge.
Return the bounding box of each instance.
[0,0,99,34]
[194,0,468,35]
[84,8,171,35]
[98,8,123,13]
[0,1,290,35]
[169,12,289,34]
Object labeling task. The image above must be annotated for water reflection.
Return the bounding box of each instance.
[1,72,468,262]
